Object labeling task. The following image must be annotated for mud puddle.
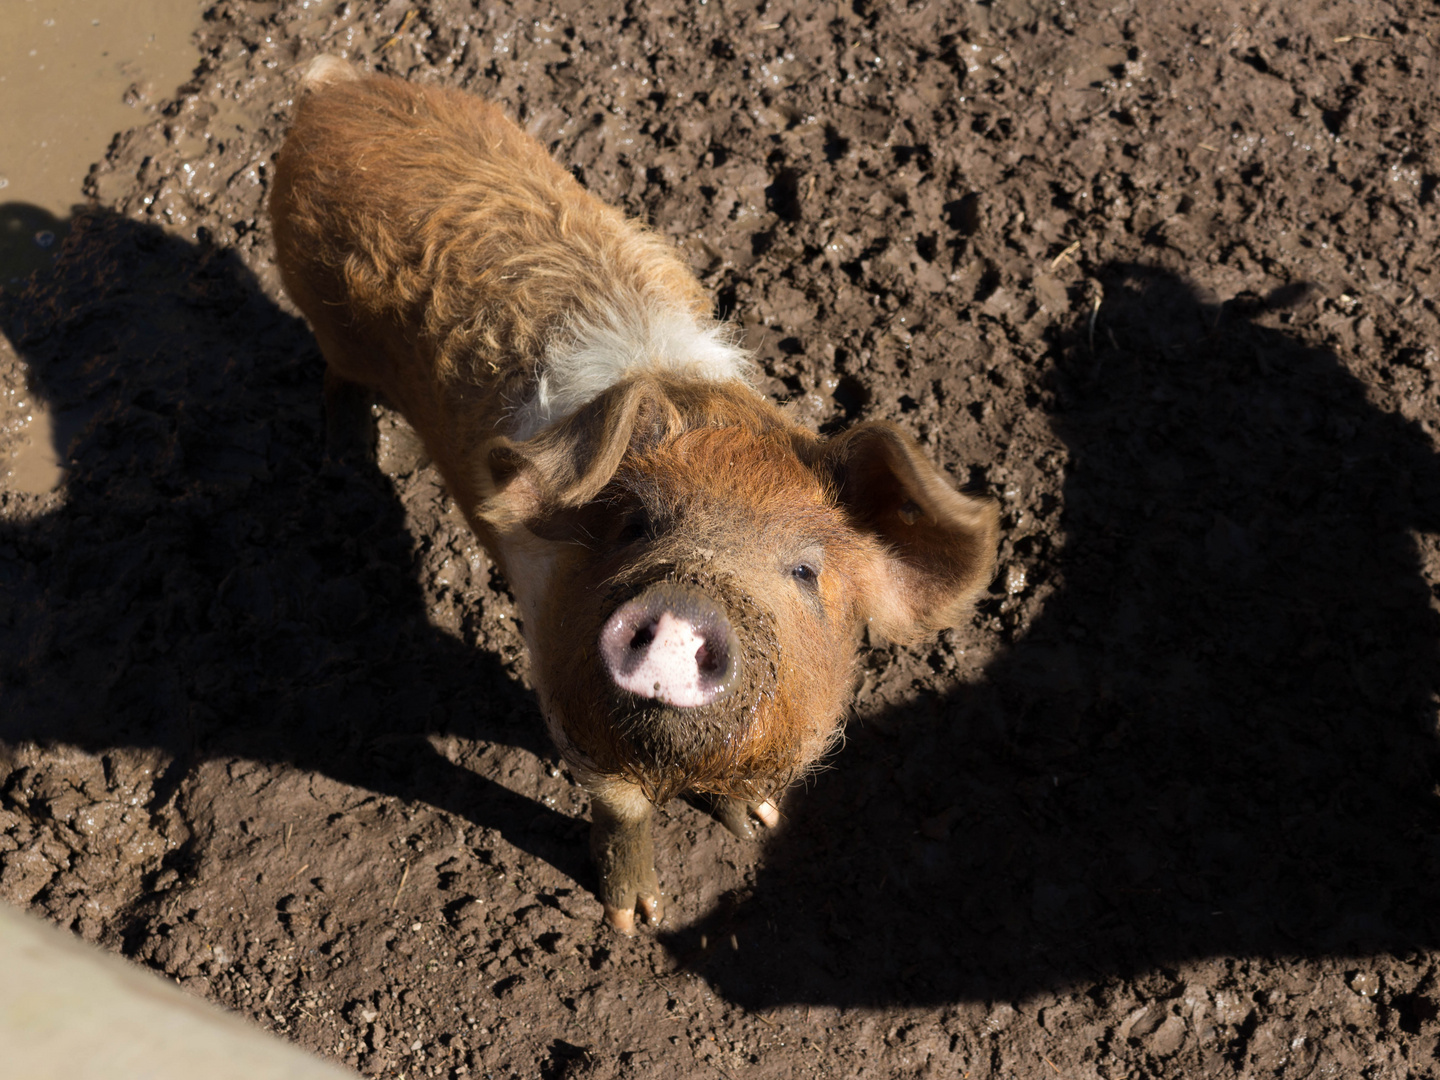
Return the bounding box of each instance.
[0,0,207,281]
[0,388,62,496]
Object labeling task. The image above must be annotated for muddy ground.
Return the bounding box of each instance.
[3,0,1440,1076]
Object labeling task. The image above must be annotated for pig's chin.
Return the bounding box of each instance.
[608,630,786,800]
[612,683,762,763]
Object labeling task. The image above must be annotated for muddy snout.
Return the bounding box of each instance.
[599,583,741,708]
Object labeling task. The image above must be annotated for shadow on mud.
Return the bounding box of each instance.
[0,209,588,886]
[6,215,1439,1008]
[667,262,1440,1006]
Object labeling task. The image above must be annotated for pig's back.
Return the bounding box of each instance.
[270,70,726,411]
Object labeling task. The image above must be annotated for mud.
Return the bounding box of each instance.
[0,0,208,281]
[3,0,1440,1077]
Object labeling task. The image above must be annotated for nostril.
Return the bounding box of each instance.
[695,630,734,679]
[696,640,717,674]
[629,623,656,651]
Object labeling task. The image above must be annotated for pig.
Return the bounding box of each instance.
[269,56,999,934]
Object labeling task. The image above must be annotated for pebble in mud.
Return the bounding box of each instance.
[1004,563,1027,595]
[1349,971,1380,997]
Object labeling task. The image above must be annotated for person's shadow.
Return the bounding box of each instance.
[666,262,1440,1007]
[0,207,591,927]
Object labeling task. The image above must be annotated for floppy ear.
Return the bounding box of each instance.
[820,422,999,644]
[478,379,672,535]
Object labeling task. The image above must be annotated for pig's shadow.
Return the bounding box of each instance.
[0,209,588,886]
[670,263,1440,1006]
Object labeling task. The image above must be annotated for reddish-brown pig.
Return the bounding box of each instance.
[269,56,999,934]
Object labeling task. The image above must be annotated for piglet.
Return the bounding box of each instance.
[269,56,998,933]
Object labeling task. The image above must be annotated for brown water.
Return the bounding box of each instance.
[0,0,206,494]
[0,379,62,496]
[0,0,206,218]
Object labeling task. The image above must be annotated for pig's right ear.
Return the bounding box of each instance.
[820,422,1000,644]
[478,380,672,532]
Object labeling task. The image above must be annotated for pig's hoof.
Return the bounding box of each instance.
[603,892,662,936]
[712,796,780,840]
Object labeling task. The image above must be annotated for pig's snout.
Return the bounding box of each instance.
[600,583,740,708]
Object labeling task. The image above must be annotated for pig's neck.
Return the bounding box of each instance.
[507,301,754,441]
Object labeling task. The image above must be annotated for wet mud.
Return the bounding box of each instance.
[3,0,1440,1077]
[0,0,207,280]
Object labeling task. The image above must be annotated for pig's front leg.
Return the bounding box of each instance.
[709,796,781,842]
[322,369,376,465]
[584,774,662,935]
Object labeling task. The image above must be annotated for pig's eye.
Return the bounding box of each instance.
[791,562,819,590]
[616,508,653,546]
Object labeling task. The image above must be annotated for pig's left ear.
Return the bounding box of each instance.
[478,378,671,531]
[819,422,999,644]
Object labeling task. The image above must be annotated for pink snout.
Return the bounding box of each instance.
[599,583,740,708]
